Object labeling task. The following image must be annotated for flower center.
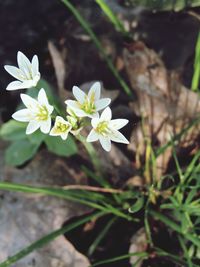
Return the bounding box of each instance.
[55,122,70,133]
[80,95,96,114]
[35,105,49,121]
[95,121,111,135]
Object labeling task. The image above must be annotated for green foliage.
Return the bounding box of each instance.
[5,139,40,166]
[95,0,127,34]
[128,195,144,213]
[124,0,200,11]
[0,79,78,166]
[192,31,200,92]
[44,135,77,157]
[1,2,200,265]
[1,138,200,266]
[0,120,26,141]
[0,120,45,166]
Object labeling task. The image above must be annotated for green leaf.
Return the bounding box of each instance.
[44,135,77,157]
[27,130,46,145]
[5,139,40,166]
[0,120,26,141]
[124,0,200,12]
[128,196,144,213]
[95,0,127,34]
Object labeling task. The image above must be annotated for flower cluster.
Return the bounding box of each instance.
[5,52,129,152]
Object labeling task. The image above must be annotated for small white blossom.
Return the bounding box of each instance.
[65,82,111,118]
[87,107,129,152]
[50,116,72,140]
[12,88,53,134]
[4,51,40,91]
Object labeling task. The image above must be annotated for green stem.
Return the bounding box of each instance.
[61,0,132,96]
[76,134,101,174]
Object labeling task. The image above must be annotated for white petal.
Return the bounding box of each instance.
[100,107,112,121]
[109,130,129,144]
[91,117,100,128]
[109,119,129,130]
[65,100,86,117]
[87,129,99,142]
[87,112,99,119]
[72,109,88,117]
[38,88,48,104]
[61,132,69,140]
[32,74,40,86]
[31,55,39,76]
[20,93,39,109]
[72,86,86,104]
[40,118,51,134]
[88,82,101,101]
[26,121,40,134]
[99,136,111,152]
[95,98,111,111]
[17,51,31,72]
[49,126,58,136]
[12,109,31,122]
[4,65,25,81]
[6,81,26,91]
[56,116,70,125]
[7,80,36,91]
[65,100,80,109]
[48,105,54,114]
[21,80,36,89]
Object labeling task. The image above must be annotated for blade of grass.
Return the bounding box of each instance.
[0,181,107,210]
[191,31,200,92]
[155,247,198,267]
[95,0,127,35]
[82,165,111,188]
[184,150,200,182]
[149,210,200,247]
[61,0,132,96]
[0,211,104,267]
[88,217,117,256]
[102,201,135,221]
[0,182,133,221]
[155,117,200,157]
[89,252,148,267]
[82,166,123,205]
[172,144,184,183]
[178,235,194,267]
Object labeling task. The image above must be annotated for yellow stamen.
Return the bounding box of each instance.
[55,121,70,133]
[79,95,96,114]
[35,105,49,121]
[95,121,111,136]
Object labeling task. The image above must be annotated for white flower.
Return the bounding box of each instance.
[4,51,40,90]
[12,88,53,134]
[50,116,72,140]
[65,82,111,118]
[87,107,129,152]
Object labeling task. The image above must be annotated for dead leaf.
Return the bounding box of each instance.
[129,227,147,267]
[48,41,69,100]
[124,41,200,180]
[126,175,144,188]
